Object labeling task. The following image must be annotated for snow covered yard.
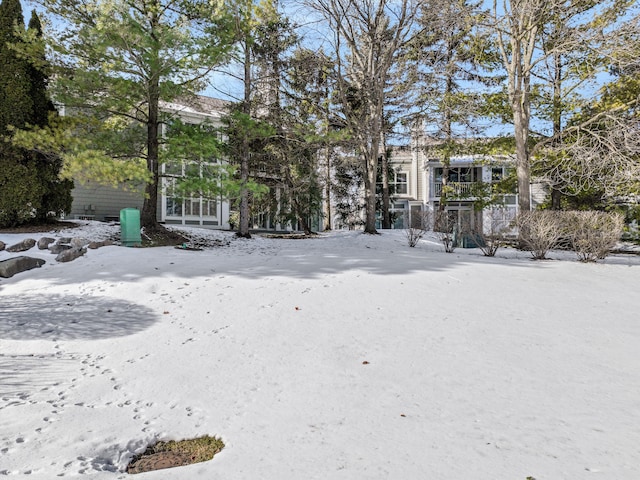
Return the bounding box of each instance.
[1,222,639,479]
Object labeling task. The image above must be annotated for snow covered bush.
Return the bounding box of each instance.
[514,210,563,259]
[563,211,624,262]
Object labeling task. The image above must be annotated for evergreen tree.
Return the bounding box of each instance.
[26,10,72,222]
[15,0,235,231]
[0,0,42,227]
[414,0,496,214]
[0,0,30,139]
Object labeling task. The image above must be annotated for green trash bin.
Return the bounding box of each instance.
[120,208,141,247]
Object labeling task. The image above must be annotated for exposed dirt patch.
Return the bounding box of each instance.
[140,225,188,247]
[0,221,80,234]
[126,436,224,474]
[261,232,316,239]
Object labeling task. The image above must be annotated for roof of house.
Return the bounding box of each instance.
[161,94,230,120]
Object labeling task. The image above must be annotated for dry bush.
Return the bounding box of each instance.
[563,211,624,262]
[404,209,432,247]
[434,210,457,253]
[514,211,564,259]
[474,207,515,257]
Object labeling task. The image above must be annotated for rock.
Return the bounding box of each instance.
[88,240,113,249]
[6,238,36,253]
[56,237,72,245]
[0,241,5,251]
[70,237,91,248]
[0,256,46,278]
[49,244,72,254]
[38,237,56,250]
[55,248,86,263]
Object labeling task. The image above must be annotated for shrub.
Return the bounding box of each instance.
[564,211,624,262]
[404,209,432,247]
[514,210,563,259]
[474,207,515,257]
[434,210,458,253]
[0,160,44,228]
[228,210,239,230]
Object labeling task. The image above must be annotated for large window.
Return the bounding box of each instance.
[435,167,477,183]
[163,161,219,224]
[394,172,408,194]
[376,171,408,195]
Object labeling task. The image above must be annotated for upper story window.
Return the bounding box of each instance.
[395,172,408,194]
[434,167,478,183]
[377,171,408,195]
[492,167,504,181]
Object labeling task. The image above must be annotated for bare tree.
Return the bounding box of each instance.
[530,11,640,203]
[485,0,630,212]
[310,0,420,233]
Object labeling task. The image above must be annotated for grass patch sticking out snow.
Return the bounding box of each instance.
[127,435,224,474]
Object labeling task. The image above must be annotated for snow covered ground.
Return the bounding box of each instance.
[1,221,639,480]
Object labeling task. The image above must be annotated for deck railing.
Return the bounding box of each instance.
[432,182,476,198]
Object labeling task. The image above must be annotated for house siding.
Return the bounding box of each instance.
[69,181,144,221]
[67,95,232,229]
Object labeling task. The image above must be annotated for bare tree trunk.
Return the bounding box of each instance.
[514,103,532,213]
[364,108,382,233]
[238,44,252,238]
[550,51,562,210]
[310,0,418,235]
[141,8,160,231]
[493,0,539,214]
[363,149,379,234]
[141,88,160,230]
[381,132,391,229]
[322,146,332,230]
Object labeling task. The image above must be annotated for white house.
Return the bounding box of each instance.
[385,143,521,235]
[67,95,232,229]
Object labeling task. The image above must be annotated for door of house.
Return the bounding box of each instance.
[446,205,474,232]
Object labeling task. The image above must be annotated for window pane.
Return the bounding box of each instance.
[203,199,217,216]
[185,198,200,216]
[166,198,182,216]
[396,172,408,194]
[165,162,182,176]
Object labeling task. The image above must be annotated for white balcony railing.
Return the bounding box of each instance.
[432,182,476,198]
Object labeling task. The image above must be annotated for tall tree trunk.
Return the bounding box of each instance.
[363,100,382,234]
[141,86,160,230]
[364,147,379,234]
[439,39,454,215]
[381,132,391,229]
[141,8,160,231]
[511,63,532,213]
[238,43,252,238]
[322,146,332,230]
[550,51,562,210]
[514,105,531,213]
